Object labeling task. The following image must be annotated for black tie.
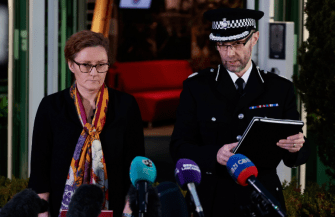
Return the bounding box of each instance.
[236,77,245,96]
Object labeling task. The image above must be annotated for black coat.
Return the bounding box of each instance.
[170,62,310,217]
[28,87,145,217]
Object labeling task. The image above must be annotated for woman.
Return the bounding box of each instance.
[28,30,145,217]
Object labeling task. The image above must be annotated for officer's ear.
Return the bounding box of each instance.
[251,31,260,47]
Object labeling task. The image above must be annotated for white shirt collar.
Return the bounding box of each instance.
[227,63,253,85]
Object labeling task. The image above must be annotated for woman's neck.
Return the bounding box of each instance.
[76,85,99,107]
[77,85,98,124]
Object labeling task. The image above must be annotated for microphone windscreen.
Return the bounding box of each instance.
[127,184,162,217]
[129,156,157,186]
[67,184,104,217]
[226,154,258,186]
[175,159,201,190]
[0,188,49,217]
[156,182,188,217]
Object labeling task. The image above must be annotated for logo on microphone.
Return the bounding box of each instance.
[143,159,153,167]
[229,158,251,174]
[238,158,251,164]
[230,163,238,175]
[181,164,200,172]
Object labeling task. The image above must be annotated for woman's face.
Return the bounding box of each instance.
[68,46,108,92]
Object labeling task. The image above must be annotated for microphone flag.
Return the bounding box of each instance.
[226,154,258,186]
[175,159,201,190]
[129,156,157,186]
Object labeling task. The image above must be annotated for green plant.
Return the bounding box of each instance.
[0,96,8,118]
[283,178,335,216]
[293,0,335,179]
[0,176,29,208]
[282,178,303,217]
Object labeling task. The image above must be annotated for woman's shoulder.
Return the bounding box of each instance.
[38,88,72,111]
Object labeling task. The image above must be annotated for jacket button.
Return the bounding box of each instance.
[238,113,244,119]
[211,117,216,121]
[236,135,242,141]
[210,68,214,72]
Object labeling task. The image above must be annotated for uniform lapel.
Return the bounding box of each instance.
[215,64,240,102]
[234,63,265,112]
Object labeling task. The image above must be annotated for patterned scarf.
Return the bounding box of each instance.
[59,82,109,214]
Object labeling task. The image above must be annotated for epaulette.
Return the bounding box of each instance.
[277,74,291,82]
[261,69,292,82]
[187,67,216,79]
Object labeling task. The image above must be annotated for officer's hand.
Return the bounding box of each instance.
[277,132,305,153]
[217,142,238,166]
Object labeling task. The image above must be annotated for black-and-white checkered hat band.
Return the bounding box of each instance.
[212,18,256,30]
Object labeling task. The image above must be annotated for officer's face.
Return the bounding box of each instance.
[217,31,259,75]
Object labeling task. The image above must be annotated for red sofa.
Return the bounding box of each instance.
[106,60,193,125]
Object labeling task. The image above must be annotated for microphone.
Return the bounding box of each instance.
[128,184,161,217]
[226,154,287,217]
[0,188,48,217]
[66,184,104,217]
[175,159,204,217]
[156,182,188,217]
[129,156,157,217]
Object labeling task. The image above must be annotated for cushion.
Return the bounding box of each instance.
[132,89,182,122]
[115,60,193,92]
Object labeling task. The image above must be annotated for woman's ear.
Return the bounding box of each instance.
[68,60,75,73]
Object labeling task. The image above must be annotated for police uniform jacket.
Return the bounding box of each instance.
[170,61,310,217]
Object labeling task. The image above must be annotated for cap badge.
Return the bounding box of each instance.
[133,0,140,4]
[222,18,228,30]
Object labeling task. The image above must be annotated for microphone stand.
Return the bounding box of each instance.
[241,191,286,217]
[187,183,205,217]
[246,176,287,217]
[137,181,148,217]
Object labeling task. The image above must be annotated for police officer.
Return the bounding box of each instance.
[170,8,310,217]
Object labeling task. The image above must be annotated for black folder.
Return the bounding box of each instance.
[232,117,304,168]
